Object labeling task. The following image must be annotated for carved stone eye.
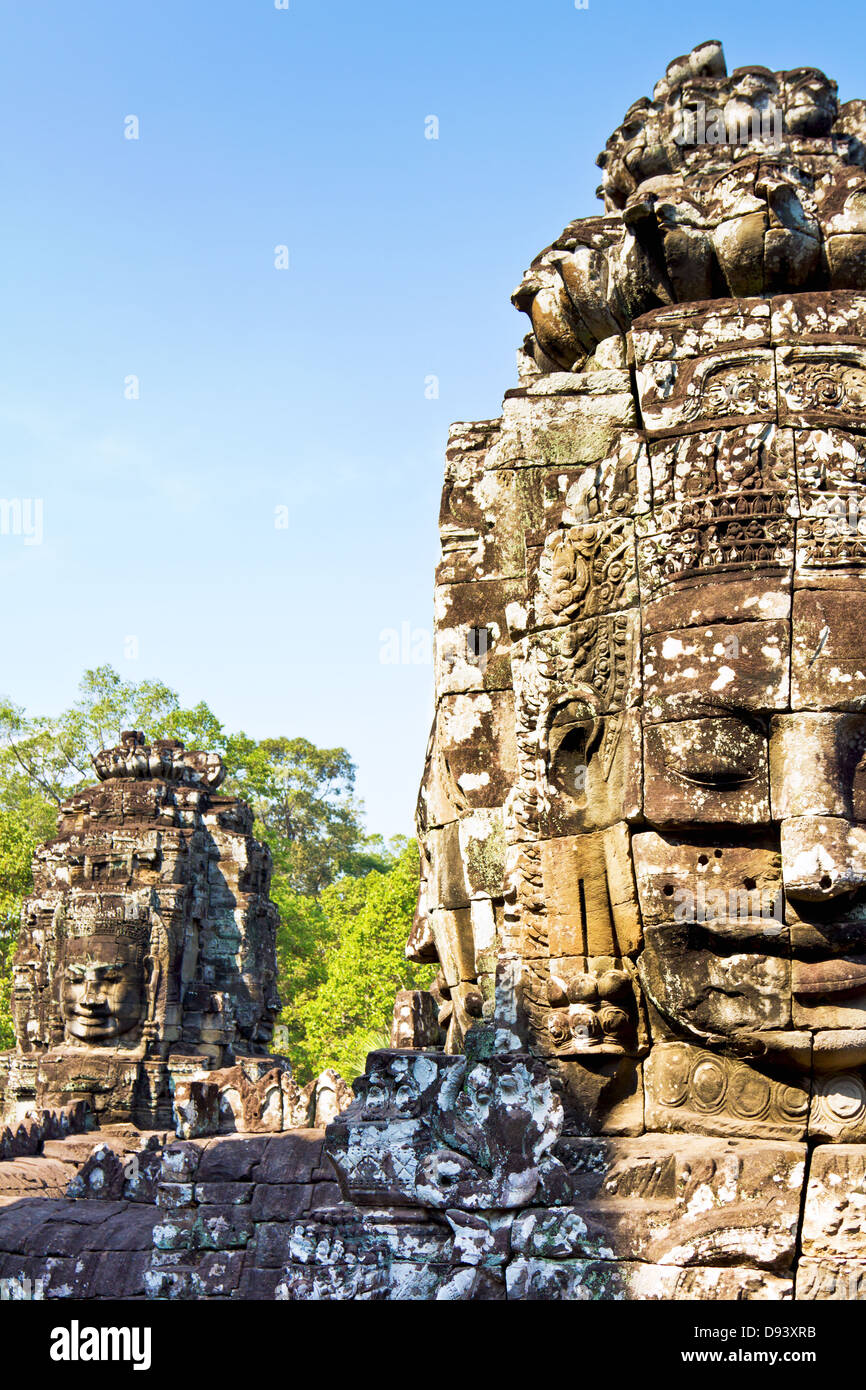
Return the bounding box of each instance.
[660,716,764,788]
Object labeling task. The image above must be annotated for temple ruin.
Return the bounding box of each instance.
[5,39,866,1300]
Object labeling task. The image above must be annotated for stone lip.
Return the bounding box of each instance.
[737,1028,866,1071]
[792,958,866,997]
[672,916,787,944]
[811,1030,866,1070]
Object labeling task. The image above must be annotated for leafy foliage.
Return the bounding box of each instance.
[0,666,226,828]
[0,814,36,1049]
[290,838,435,1082]
[222,734,386,897]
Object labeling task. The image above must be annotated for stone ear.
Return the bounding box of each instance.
[143,955,162,1025]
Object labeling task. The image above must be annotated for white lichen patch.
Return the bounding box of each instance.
[458,771,491,791]
[710,666,736,691]
[684,1183,717,1217]
[444,693,493,740]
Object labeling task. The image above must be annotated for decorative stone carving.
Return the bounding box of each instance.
[645,1041,810,1140]
[510,42,866,377]
[326,1034,567,1211]
[326,1050,465,1207]
[415,1036,569,1210]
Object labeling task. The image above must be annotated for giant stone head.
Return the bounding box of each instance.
[411,41,866,1144]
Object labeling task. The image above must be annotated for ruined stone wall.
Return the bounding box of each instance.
[0,1129,340,1300]
[0,1124,863,1300]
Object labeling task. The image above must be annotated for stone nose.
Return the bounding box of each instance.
[80,979,108,1009]
[781,816,866,902]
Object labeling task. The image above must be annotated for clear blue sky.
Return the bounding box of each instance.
[1,0,864,836]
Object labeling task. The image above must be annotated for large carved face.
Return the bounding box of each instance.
[635,592,866,1073]
[61,936,146,1043]
[481,293,866,1105]
[552,293,866,1080]
[418,285,866,1122]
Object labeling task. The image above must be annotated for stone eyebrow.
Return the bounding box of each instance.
[652,703,767,722]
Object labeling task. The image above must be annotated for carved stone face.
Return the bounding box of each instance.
[624,300,866,1079]
[636,589,866,1072]
[61,936,146,1044]
[510,296,866,1106]
[785,68,837,136]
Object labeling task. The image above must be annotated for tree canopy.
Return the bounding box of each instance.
[0,813,35,1049]
[293,837,431,1080]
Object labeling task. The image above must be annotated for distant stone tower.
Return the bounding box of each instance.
[0,732,281,1127]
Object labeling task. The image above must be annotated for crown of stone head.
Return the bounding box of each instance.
[595,40,842,211]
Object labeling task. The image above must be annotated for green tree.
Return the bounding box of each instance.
[0,667,377,899]
[271,885,333,1078]
[0,665,227,831]
[223,734,386,896]
[0,813,37,1049]
[290,838,434,1082]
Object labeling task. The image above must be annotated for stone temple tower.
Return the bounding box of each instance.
[0,732,281,1128]
[408,37,866,1145]
[323,41,866,1299]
